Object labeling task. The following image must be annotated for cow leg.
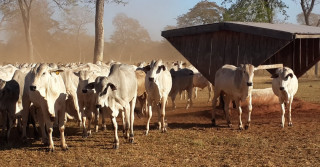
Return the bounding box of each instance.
[38,112,48,145]
[46,122,54,152]
[224,96,232,128]
[124,107,130,140]
[101,108,107,131]
[245,94,252,130]
[5,105,16,142]
[186,88,193,109]
[58,110,68,151]
[145,103,152,135]
[160,96,167,133]
[288,97,293,127]
[129,97,136,143]
[121,111,127,138]
[87,111,93,137]
[82,116,87,138]
[234,100,243,130]
[21,100,31,142]
[111,116,119,149]
[280,102,286,128]
[94,108,99,133]
[211,90,221,126]
[194,87,198,99]
[171,92,177,110]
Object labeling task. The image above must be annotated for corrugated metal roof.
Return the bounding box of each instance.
[162,22,320,40]
[227,22,320,34]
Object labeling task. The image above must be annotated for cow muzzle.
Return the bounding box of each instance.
[30,85,36,91]
[149,77,154,82]
[280,87,285,91]
[247,82,253,86]
[82,89,88,93]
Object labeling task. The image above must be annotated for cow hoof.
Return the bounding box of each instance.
[102,125,107,131]
[288,122,293,127]
[228,124,233,128]
[281,124,284,128]
[239,127,244,131]
[82,133,88,138]
[245,124,250,130]
[47,148,54,152]
[211,119,216,127]
[129,138,134,143]
[62,145,68,151]
[144,131,149,136]
[161,128,167,133]
[113,144,119,149]
[22,136,28,143]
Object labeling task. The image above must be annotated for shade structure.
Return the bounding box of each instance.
[162,22,320,83]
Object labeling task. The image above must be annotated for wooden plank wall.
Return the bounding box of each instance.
[166,30,291,84]
[264,38,320,78]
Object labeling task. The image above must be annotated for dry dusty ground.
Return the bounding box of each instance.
[0,77,320,167]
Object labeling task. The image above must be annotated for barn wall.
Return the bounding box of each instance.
[264,38,320,78]
[166,30,290,84]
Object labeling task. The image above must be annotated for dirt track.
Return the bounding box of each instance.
[0,93,320,166]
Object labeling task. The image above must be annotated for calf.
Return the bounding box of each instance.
[271,67,298,128]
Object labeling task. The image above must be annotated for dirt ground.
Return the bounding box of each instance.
[0,86,320,166]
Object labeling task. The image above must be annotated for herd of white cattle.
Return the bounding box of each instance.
[0,60,298,151]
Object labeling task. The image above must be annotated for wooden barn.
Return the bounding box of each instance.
[161,22,320,82]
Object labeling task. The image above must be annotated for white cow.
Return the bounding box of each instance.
[212,64,255,130]
[87,64,137,149]
[192,73,213,102]
[22,63,68,151]
[144,59,172,134]
[169,68,194,110]
[0,64,18,81]
[271,67,298,128]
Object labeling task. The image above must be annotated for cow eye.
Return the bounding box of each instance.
[42,72,46,75]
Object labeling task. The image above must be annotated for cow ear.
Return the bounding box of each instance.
[143,65,151,72]
[160,65,166,71]
[287,73,293,78]
[86,82,95,90]
[73,71,80,77]
[51,69,64,75]
[107,83,117,91]
[271,73,279,78]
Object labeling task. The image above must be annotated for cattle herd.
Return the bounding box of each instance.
[0,60,298,151]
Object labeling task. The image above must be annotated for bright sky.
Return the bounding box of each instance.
[87,0,320,42]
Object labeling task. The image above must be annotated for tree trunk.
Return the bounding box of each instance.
[18,0,34,62]
[93,0,104,64]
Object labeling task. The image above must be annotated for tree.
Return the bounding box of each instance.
[176,0,224,28]
[93,0,127,64]
[110,13,151,61]
[222,0,288,23]
[297,12,320,26]
[296,0,320,76]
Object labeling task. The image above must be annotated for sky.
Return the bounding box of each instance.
[86,0,320,42]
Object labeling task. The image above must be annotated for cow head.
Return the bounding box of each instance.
[271,67,295,92]
[147,59,166,83]
[74,70,96,94]
[236,64,255,88]
[85,77,117,109]
[29,63,64,94]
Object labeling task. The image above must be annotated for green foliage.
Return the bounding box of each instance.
[222,0,288,23]
[176,0,224,28]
